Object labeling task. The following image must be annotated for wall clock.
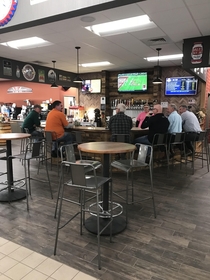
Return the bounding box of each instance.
[0,0,18,27]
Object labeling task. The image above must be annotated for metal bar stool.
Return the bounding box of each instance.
[9,140,53,210]
[54,161,113,270]
[111,143,156,224]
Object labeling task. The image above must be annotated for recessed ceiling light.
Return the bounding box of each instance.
[80,61,111,67]
[0,37,52,49]
[85,15,156,37]
[80,16,95,23]
[145,54,183,62]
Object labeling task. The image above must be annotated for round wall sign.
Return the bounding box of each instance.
[22,64,36,81]
[0,0,18,27]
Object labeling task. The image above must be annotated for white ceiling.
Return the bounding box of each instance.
[0,0,209,74]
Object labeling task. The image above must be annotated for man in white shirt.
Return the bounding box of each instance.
[179,104,201,154]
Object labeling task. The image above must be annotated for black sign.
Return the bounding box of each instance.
[183,35,210,68]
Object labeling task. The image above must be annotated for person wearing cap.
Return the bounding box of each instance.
[108,103,133,142]
[22,104,43,139]
[136,104,150,128]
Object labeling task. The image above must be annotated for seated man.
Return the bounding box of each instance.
[22,104,44,140]
[45,100,74,156]
[167,103,182,157]
[108,103,133,143]
[135,104,169,145]
[179,104,201,154]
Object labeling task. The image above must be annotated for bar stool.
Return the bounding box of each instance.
[54,143,102,218]
[111,143,156,224]
[54,161,113,270]
[191,131,209,174]
[9,140,53,210]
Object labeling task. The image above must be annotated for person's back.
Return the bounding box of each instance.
[181,109,201,132]
[109,103,132,142]
[45,109,66,138]
[141,104,169,143]
[45,100,73,154]
[167,104,182,133]
[22,105,41,133]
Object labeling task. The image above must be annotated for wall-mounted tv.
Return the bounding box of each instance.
[165,76,198,96]
[82,79,101,93]
[118,72,147,93]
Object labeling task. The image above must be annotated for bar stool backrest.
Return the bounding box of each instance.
[61,144,76,163]
[196,131,206,141]
[169,132,185,144]
[69,163,87,187]
[152,133,168,146]
[137,144,153,165]
[111,133,131,143]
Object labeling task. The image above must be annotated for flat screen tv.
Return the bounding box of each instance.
[82,79,101,93]
[118,72,147,93]
[165,76,198,96]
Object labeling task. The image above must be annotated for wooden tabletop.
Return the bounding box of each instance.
[78,141,136,154]
[0,133,31,140]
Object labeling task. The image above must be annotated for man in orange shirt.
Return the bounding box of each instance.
[45,100,74,156]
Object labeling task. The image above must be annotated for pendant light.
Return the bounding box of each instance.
[152,48,163,85]
[74,46,83,83]
[51,60,58,88]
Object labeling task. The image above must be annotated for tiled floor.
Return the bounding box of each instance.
[0,237,98,280]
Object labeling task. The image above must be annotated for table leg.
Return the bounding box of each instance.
[0,140,26,202]
[85,153,126,235]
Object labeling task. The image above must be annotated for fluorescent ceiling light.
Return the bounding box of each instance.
[30,0,48,5]
[80,61,111,67]
[85,15,156,37]
[145,54,183,62]
[0,37,52,50]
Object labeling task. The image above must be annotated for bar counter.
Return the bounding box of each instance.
[66,126,148,143]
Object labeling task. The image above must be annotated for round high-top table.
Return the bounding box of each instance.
[78,141,136,235]
[0,133,31,202]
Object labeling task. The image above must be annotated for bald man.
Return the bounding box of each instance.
[135,104,169,145]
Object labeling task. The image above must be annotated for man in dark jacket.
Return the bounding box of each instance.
[22,104,43,139]
[134,104,169,144]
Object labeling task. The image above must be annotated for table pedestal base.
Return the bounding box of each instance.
[85,216,126,235]
[0,189,26,202]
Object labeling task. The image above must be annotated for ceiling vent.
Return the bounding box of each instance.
[141,36,172,47]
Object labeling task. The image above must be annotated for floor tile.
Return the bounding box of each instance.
[0,252,5,260]
[0,238,8,247]
[21,269,48,280]
[35,258,63,276]
[9,246,33,262]
[0,241,20,255]
[50,264,78,280]
[0,275,12,280]
[0,256,18,273]
[73,272,98,280]
[21,252,48,269]
[4,263,32,280]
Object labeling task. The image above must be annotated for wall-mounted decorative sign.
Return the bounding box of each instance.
[59,74,71,82]
[38,69,45,82]
[7,86,33,94]
[3,60,12,76]
[22,64,36,81]
[48,69,56,83]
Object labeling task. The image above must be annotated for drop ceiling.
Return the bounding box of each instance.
[0,0,209,74]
